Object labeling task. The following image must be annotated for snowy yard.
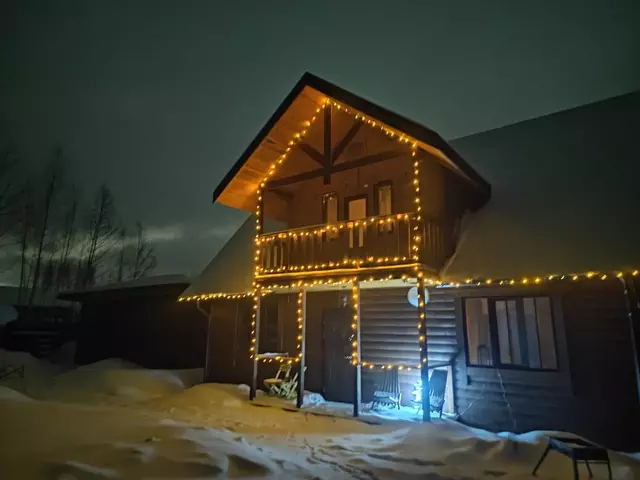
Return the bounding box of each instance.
[1,350,639,479]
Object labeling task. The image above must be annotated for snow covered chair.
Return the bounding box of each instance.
[372,368,402,410]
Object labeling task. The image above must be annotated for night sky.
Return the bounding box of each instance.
[1,0,639,280]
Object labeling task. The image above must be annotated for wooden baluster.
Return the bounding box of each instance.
[286,236,291,271]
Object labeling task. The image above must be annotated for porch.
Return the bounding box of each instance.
[251,388,453,425]
[248,280,457,420]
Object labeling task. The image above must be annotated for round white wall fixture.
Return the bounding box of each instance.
[407,287,429,307]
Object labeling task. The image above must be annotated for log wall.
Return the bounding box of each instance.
[452,280,640,451]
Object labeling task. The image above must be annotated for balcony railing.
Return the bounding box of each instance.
[257,213,450,276]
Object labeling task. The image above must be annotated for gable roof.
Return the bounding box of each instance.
[213,72,490,212]
[443,91,640,281]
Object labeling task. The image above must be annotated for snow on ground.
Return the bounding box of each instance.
[1,350,639,479]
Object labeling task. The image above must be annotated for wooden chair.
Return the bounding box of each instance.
[264,364,306,401]
[429,369,448,418]
[264,363,292,395]
[372,368,402,410]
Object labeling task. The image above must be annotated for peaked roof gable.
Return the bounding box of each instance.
[213,72,490,212]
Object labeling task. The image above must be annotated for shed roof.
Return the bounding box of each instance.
[213,72,490,213]
[58,274,191,302]
[443,91,640,281]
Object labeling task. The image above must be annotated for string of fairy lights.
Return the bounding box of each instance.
[179,268,639,305]
[249,289,259,359]
[259,256,411,274]
[296,290,304,362]
[351,282,360,366]
[258,214,412,243]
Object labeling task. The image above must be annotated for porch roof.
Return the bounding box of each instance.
[213,72,490,213]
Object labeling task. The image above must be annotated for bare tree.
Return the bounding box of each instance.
[55,185,80,291]
[115,226,126,283]
[16,182,35,304]
[131,222,157,279]
[79,184,118,288]
[28,148,64,308]
[0,148,23,247]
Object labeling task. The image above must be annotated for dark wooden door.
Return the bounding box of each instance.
[322,307,354,403]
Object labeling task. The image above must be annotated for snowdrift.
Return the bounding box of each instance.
[1,351,639,479]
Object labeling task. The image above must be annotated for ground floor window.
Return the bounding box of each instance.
[464,296,558,370]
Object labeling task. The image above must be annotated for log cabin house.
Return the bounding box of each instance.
[181,75,640,450]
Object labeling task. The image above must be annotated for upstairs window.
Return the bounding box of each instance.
[374,182,393,233]
[374,182,393,216]
[322,193,339,240]
[322,193,338,224]
[464,296,558,370]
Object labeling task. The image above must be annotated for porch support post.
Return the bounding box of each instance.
[621,274,640,401]
[203,302,214,383]
[249,291,261,401]
[352,280,362,417]
[417,274,431,421]
[296,288,307,409]
[196,299,213,384]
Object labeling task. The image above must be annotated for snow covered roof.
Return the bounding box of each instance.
[443,91,640,281]
[180,217,284,299]
[58,274,191,301]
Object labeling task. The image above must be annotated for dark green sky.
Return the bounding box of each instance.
[1,0,639,278]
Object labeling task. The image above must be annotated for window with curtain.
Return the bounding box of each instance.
[322,193,339,240]
[375,182,393,233]
[375,183,392,216]
[322,193,338,224]
[464,296,558,370]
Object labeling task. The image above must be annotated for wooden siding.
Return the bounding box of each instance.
[453,281,640,451]
[304,291,345,394]
[359,287,458,406]
[76,295,205,369]
[205,298,253,385]
[205,288,461,410]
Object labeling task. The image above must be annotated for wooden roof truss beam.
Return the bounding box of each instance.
[266,149,406,188]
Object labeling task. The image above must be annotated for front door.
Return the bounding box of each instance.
[322,307,354,403]
[346,196,367,249]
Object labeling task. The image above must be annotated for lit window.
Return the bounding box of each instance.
[464,296,557,370]
[376,183,392,216]
[322,193,338,224]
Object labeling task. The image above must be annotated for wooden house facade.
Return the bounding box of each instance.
[182,75,640,450]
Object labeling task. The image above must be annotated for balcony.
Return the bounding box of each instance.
[256,213,451,279]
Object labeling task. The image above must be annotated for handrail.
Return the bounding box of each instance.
[259,212,415,240]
